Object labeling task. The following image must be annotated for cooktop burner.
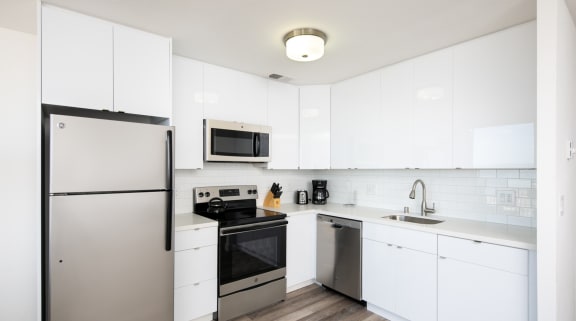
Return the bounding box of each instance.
[192,185,286,227]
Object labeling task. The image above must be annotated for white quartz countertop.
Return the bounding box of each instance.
[175,213,218,231]
[174,203,536,250]
[260,203,537,250]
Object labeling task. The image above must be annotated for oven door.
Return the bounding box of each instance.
[219,220,287,295]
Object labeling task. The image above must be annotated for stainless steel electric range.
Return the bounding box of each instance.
[193,185,287,321]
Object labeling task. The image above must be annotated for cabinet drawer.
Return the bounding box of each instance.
[438,235,528,275]
[363,222,395,243]
[363,222,437,254]
[175,244,217,288]
[175,226,217,251]
[174,278,217,321]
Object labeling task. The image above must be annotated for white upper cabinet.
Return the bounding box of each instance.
[453,21,536,168]
[299,85,331,169]
[203,63,267,125]
[42,5,113,110]
[267,81,300,169]
[113,25,171,118]
[380,61,413,168]
[331,70,382,169]
[172,56,204,169]
[41,5,172,118]
[411,48,454,168]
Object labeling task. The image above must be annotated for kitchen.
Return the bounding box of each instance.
[1,0,575,321]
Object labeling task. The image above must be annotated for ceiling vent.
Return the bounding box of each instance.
[268,73,284,80]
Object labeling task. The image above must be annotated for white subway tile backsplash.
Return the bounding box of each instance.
[516,198,532,208]
[520,170,537,179]
[174,166,536,227]
[497,169,520,178]
[477,170,498,178]
[508,179,532,188]
[486,178,508,187]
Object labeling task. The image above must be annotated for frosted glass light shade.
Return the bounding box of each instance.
[283,28,327,62]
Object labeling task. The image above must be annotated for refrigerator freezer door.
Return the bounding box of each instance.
[48,192,174,321]
[49,114,173,193]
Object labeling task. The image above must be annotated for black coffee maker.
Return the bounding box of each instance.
[312,180,329,205]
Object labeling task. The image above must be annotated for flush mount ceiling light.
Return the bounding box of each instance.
[283,28,327,62]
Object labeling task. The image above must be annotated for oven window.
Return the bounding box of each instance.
[219,225,286,284]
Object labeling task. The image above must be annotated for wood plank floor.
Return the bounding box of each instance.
[230,284,389,321]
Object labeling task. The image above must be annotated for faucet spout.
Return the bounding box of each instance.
[409,179,435,216]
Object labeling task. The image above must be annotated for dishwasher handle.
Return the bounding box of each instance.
[332,223,344,229]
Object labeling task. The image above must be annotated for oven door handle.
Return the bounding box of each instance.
[220,220,288,236]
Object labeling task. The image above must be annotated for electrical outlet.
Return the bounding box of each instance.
[567,140,575,160]
[497,190,516,206]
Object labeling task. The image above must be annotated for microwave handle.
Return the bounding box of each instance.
[253,133,261,156]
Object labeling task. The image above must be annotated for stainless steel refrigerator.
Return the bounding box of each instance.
[42,105,175,321]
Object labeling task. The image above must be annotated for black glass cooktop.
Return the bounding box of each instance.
[194,207,286,228]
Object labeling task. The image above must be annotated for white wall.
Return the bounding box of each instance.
[537,0,576,319]
[176,166,536,227]
[0,26,38,321]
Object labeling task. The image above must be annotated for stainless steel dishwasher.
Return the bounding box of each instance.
[316,214,362,300]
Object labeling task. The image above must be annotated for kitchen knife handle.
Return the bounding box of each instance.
[165,130,174,251]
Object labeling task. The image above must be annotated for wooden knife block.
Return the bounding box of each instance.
[263,191,281,208]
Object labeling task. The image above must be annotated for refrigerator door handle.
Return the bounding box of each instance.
[165,130,174,251]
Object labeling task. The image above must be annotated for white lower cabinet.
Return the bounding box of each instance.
[175,279,217,321]
[362,223,437,321]
[437,235,528,321]
[286,214,316,291]
[174,226,217,321]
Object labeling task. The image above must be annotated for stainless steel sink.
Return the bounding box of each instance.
[383,215,444,225]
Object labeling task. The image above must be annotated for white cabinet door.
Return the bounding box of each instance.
[172,56,204,169]
[174,227,217,321]
[363,223,437,321]
[380,61,413,169]
[438,257,528,321]
[174,279,217,321]
[174,245,217,288]
[286,214,316,290]
[412,48,454,168]
[203,63,267,125]
[113,25,171,118]
[331,70,382,169]
[362,239,396,312]
[267,81,300,169]
[299,85,331,169]
[453,21,536,168]
[42,5,113,110]
[396,248,437,321]
[438,235,528,321]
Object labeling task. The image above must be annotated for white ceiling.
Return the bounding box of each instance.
[0,0,37,34]
[41,0,535,85]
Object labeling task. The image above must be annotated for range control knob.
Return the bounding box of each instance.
[198,192,204,198]
[205,192,211,197]
[247,190,253,195]
[252,189,258,194]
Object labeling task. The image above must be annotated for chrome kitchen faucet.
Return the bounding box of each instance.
[409,179,435,216]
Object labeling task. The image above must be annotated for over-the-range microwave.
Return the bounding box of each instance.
[204,119,271,162]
